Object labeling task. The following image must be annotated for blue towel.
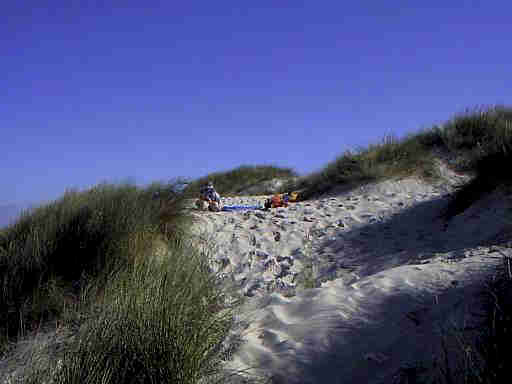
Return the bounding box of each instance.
[221,205,263,212]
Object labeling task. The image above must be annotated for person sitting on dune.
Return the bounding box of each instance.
[196,182,222,211]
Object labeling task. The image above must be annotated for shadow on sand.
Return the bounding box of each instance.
[266,187,509,384]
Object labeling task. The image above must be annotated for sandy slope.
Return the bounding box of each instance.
[187,159,512,383]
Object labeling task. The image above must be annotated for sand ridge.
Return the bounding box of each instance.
[186,160,512,383]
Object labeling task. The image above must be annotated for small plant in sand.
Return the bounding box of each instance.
[300,229,318,290]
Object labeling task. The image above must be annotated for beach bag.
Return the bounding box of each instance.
[271,194,283,208]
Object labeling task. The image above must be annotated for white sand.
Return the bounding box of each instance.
[187,159,512,383]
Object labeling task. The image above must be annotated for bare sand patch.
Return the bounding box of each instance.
[187,160,512,383]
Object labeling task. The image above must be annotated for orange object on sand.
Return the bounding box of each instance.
[288,191,300,202]
[271,194,288,208]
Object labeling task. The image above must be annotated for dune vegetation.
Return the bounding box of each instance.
[0,183,246,383]
[287,106,512,205]
[0,105,511,383]
[182,164,297,197]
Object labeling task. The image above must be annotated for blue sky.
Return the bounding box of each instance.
[2,0,511,207]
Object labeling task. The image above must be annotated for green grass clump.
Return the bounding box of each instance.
[22,239,242,384]
[0,181,189,349]
[183,165,297,197]
[441,106,512,153]
[440,106,512,219]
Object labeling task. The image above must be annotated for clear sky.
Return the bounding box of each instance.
[2,0,511,206]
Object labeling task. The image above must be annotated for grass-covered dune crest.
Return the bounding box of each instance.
[182,164,298,197]
[285,106,512,210]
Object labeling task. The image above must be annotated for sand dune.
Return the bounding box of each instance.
[2,158,510,383]
[187,159,512,383]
